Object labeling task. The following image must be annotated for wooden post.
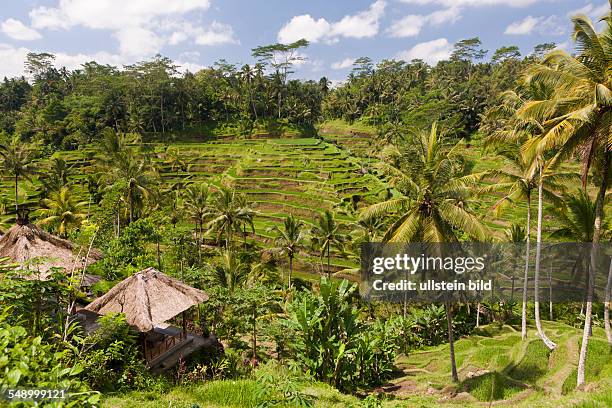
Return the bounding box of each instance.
[182,311,187,339]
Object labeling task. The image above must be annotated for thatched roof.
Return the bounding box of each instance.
[83,267,209,332]
[0,221,102,280]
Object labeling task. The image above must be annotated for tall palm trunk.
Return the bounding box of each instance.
[534,166,556,350]
[548,264,553,320]
[577,151,609,387]
[446,302,458,383]
[521,190,531,340]
[604,259,612,346]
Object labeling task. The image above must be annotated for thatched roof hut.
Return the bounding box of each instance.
[0,216,102,281]
[84,267,209,332]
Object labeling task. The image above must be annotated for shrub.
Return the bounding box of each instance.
[284,278,397,392]
[78,313,157,392]
[0,310,99,407]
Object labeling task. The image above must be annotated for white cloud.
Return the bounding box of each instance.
[396,37,453,64]
[0,43,31,78]
[1,18,42,41]
[30,0,211,31]
[278,15,332,43]
[114,27,163,58]
[329,79,345,88]
[27,0,235,58]
[194,22,239,46]
[428,7,462,25]
[387,15,425,37]
[53,51,126,70]
[504,15,567,36]
[166,21,238,47]
[329,0,386,39]
[386,7,460,38]
[0,43,128,78]
[504,15,539,35]
[568,2,609,21]
[398,0,539,6]
[29,7,70,30]
[331,57,355,70]
[0,42,207,78]
[277,0,385,44]
[175,61,207,74]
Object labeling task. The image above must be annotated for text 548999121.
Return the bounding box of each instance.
[2,388,66,401]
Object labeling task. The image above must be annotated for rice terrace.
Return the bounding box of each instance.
[0,0,611,407]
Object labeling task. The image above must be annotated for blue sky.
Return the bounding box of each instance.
[0,0,608,82]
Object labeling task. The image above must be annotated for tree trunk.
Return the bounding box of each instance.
[534,167,556,350]
[288,254,293,290]
[521,190,532,340]
[252,305,257,360]
[446,302,459,383]
[14,175,18,211]
[157,242,161,270]
[577,150,609,387]
[548,264,553,320]
[604,258,612,346]
[327,244,331,278]
[476,302,480,328]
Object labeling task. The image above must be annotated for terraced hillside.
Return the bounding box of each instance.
[0,135,390,277]
[318,121,594,235]
[102,321,612,407]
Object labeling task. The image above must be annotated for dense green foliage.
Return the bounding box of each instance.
[0,4,611,408]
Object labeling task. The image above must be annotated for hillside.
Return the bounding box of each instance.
[0,121,589,281]
[102,321,612,407]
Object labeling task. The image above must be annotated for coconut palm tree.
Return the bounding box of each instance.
[484,88,575,345]
[38,186,87,238]
[164,146,189,208]
[490,151,572,344]
[41,157,73,195]
[183,182,210,255]
[269,214,304,289]
[360,123,490,383]
[311,210,345,278]
[110,149,158,224]
[206,187,254,249]
[0,136,36,211]
[518,8,611,386]
[551,190,611,343]
[213,250,249,292]
[550,191,609,242]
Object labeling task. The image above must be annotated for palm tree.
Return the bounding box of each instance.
[484,88,574,345]
[38,186,87,238]
[183,182,210,255]
[100,148,157,224]
[311,210,345,278]
[360,123,490,383]
[550,191,608,242]
[269,214,304,289]
[0,136,35,211]
[551,191,611,343]
[206,187,254,249]
[164,146,189,208]
[42,157,73,195]
[519,9,611,385]
[213,250,249,292]
[95,128,132,167]
[489,152,571,344]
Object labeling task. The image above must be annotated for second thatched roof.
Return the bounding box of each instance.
[0,221,102,280]
[84,267,209,332]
